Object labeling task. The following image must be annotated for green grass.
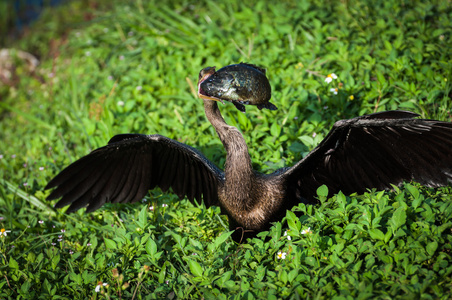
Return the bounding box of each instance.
[1,0,452,298]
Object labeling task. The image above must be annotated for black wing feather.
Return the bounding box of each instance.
[46,134,224,212]
[283,111,452,203]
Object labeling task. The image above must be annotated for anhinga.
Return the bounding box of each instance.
[46,63,452,242]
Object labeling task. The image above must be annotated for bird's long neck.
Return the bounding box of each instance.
[203,100,254,202]
[203,100,284,234]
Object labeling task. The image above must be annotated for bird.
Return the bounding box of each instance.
[46,64,452,242]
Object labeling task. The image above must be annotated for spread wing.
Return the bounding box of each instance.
[46,134,224,212]
[282,111,452,203]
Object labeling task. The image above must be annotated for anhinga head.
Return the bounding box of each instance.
[197,66,225,103]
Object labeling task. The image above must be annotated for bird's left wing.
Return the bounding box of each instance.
[46,134,224,213]
[282,111,452,204]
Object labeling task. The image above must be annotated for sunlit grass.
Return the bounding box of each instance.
[1,0,451,298]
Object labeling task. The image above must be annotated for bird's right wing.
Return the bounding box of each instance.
[46,134,224,213]
[282,111,452,203]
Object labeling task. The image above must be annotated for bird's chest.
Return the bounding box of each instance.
[218,179,276,230]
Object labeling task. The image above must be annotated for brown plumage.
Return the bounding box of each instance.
[46,67,452,242]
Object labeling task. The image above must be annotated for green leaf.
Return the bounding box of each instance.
[278,270,288,285]
[288,269,298,283]
[405,184,420,199]
[158,263,167,283]
[21,281,31,293]
[426,241,438,256]
[145,238,158,257]
[305,257,316,267]
[412,194,423,209]
[104,238,117,250]
[209,231,234,252]
[299,135,314,147]
[368,229,385,241]
[317,185,329,198]
[270,122,281,136]
[82,117,96,135]
[286,210,301,234]
[384,229,392,243]
[390,207,407,232]
[82,270,96,284]
[137,206,148,229]
[69,272,82,285]
[236,111,250,130]
[336,191,346,210]
[376,70,386,85]
[9,257,19,269]
[51,255,60,270]
[188,260,203,277]
[216,270,233,287]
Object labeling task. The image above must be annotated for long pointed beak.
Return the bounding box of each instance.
[198,93,225,103]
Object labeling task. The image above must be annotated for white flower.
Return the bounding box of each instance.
[136,86,142,91]
[95,283,101,293]
[38,220,44,224]
[39,167,44,171]
[325,73,338,83]
[0,228,11,237]
[277,251,287,259]
[117,101,124,106]
[149,206,154,211]
[283,231,292,241]
[330,88,338,95]
[162,204,168,207]
[301,227,312,235]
